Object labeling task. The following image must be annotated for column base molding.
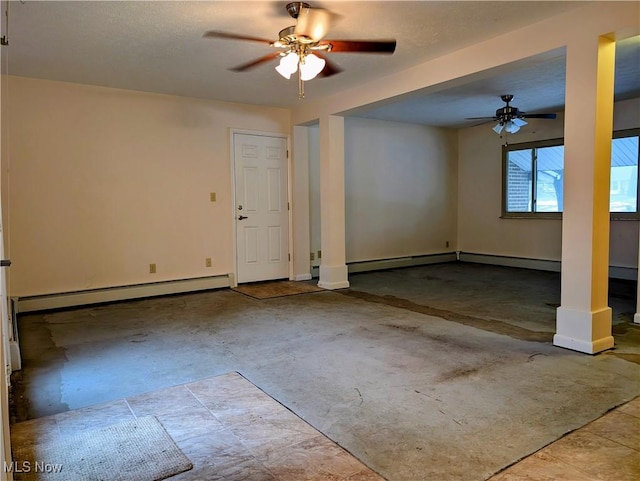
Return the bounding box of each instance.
[554,306,614,354]
[318,265,350,290]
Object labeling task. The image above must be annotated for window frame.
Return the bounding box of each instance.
[501,137,564,220]
[610,128,640,220]
[501,128,640,220]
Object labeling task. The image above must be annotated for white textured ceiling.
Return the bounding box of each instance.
[4,1,639,127]
[353,36,640,128]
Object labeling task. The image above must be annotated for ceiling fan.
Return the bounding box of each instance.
[467,95,557,134]
[203,2,396,99]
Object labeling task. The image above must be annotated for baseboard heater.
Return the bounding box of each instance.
[458,252,637,280]
[310,252,458,277]
[348,253,458,273]
[308,251,636,281]
[458,252,561,273]
[13,274,233,314]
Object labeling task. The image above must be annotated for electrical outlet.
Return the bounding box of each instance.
[210,192,216,202]
[149,263,156,274]
[310,252,315,261]
[205,258,212,267]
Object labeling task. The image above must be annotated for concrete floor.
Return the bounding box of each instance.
[11,263,640,481]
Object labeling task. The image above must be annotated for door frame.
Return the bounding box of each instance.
[229,129,292,287]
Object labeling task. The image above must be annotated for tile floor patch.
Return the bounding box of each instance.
[488,397,640,481]
[10,372,387,481]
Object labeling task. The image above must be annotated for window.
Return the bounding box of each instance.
[610,133,638,213]
[502,129,640,219]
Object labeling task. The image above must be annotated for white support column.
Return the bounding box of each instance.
[291,125,312,281]
[554,35,616,354]
[318,115,349,289]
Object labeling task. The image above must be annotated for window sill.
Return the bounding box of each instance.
[611,214,640,221]
[500,213,640,221]
[500,214,562,220]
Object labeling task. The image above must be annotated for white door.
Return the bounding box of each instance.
[234,133,289,283]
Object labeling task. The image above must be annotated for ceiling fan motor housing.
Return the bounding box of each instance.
[286,2,310,19]
[496,105,521,120]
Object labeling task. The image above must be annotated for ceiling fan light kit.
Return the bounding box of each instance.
[203,2,396,99]
[275,52,299,79]
[275,51,326,80]
[467,94,557,137]
[299,53,326,81]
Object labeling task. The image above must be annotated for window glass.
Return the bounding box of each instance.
[506,149,532,212]
[610,136,638,212]
[535,145,564,212]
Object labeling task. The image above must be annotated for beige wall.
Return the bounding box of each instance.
[458,97,640,268]
[309,117,458,265]
[4,76,290,297]
[4,82,637,297]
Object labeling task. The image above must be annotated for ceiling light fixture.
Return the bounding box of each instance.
[493,117,527,135]
[275,47,326,98]
[204,2,397,100]
[468,95,556,138]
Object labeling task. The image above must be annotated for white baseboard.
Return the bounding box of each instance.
[458,252,637,280]
[308,252,635,281]
[14,253,633,313]
[348,253,458,274]
[308,253,457,277]
[14,274,233,314]
[459,252,561,273]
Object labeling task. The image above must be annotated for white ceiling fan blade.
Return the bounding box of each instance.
[295,7,332,41]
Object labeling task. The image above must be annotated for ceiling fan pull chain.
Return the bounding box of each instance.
[298,70,305,99]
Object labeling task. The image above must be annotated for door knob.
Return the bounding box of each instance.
[238,215,248,220]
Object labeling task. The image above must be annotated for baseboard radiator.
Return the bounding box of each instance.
[458,252,637,280]
[348,253,458,273]
[12,254,636,313]
[310,252,458,277]
[13,274,233,314]
[307,251,636,281]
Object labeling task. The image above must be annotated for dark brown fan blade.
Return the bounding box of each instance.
[466,119,497,128]
[314,52,343,78]
[230,52,282,72]
[203,30,274,45]
[322,39,396,53]
[522,113,557,119]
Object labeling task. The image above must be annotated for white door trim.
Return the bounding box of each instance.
[229,129,292,286]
